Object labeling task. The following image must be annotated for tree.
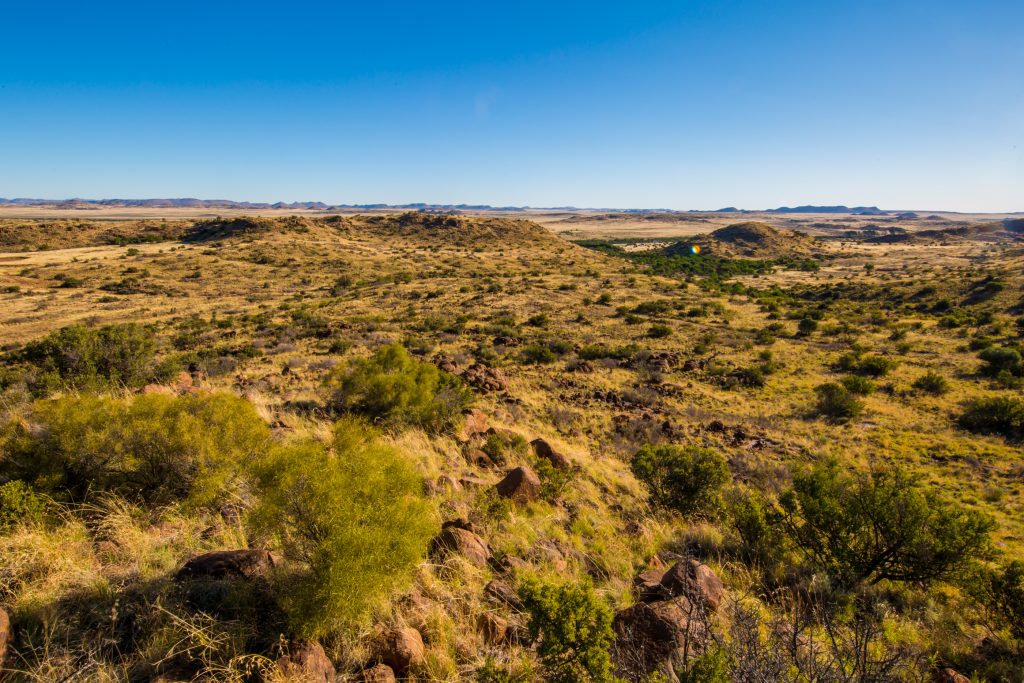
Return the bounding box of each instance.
[631,444,729,517]
[779,460,995,588]
[519,578,616,683]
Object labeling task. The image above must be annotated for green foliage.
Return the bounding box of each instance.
[677,648,730,683]
[797,317,818,336]
[20,323,157,391]
[326,343,472,433]
[779,460,995,588]
[249,418,436,638]
[835,352,897,377]
[959,396,1024,439]
[912,370,949,395]
[630,444,730,517]
[647,324,673,339]
[814,382,864,423]
[727,488,786,567]
[0,392,269,508]
[0,480,48,531]
[979,346,1023,377]
[519,578,616,683]
[839,374,876,396]
[972,561,1024,640]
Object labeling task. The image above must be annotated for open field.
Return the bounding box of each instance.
[1,212,1024,681]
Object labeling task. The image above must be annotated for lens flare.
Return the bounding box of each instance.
[690,244,700,254]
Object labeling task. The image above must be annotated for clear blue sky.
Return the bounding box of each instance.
[1,1,1021,211]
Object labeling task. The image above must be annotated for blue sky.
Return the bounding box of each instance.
[1,1,1021,211]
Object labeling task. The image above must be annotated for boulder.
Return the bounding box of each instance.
[175,549,277,582]
[459,408,489,442]
[430,527,491,567]
[379,627,425,675]
[530,438,572,469]
[634,568,668,603]
[933,669,971,683]
[484,579,523,610]
[494,466,541,505]
[462,364,508,393]
[477,612,510,645]
[465,448,495,468]
[660,560,724,612]
[0,607,9,667]
[612,599,703,682]
[276,641,335,683]
[362,664,397,683]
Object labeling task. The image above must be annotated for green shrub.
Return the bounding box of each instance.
[779,460,995,588]
[326,343,472,433]
[727,488,786,567]
[20,323,157,391]
[250,418,436,637]
[647,324,673,339]
[972,561,1024,640]
[521,343,558,364]
[959,396,1024,438]
[912,371,949,395]
[840,375,875,396]
[814,383,864,423]
[979,346,1023,377]
[630,444,729,517]
[519,578,616,683]
[0,480,48,531]
[797,317,818,336]
[0,392,269,507]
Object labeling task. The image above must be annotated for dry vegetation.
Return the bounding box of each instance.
[1,211,1024,681]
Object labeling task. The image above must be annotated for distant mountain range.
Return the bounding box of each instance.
[0,198,1014,214]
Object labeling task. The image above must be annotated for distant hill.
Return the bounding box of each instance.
[767,205,887,215]
[670,221,819,258]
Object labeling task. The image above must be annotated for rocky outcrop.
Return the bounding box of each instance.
[659,560,724,612]
[275,641,335,682]
[378,627,425,675]
[612,598,705,682]
[494,466,541,504]
[174,549,277,582]
[530,438,571,469]
[430,524,491,567]
[362,664,397,682]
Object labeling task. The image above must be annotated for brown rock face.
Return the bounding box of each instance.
[459,408,489,442]
[362,664,397,682]
[430,526,491,567]
[612,599,704,681]
[484,579,523,609]
[934,669,971,683]
[659,560,724,612]
[494,466,541,504]
[462,364,508,393]
[379,627,425,674]
[0,607,9,667]
[530,438,572,469]
[276,641,335,682]
[478,612,510,645]
[175,549,277,581]
[635,568,669,602]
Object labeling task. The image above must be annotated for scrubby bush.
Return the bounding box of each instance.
[519,578,616,683]
[779,460,995,588]
[647,323,673,339]
[0,480,48,531]
[249,418,436,637]
[727,488,786,567]
[326,343,472,433]
[835,352,897,377]
[0,392,269,507]
[912,370,949,395]
[972,561,1024,640]
[814,382,864,422]
[20,323,158,391]
[631,444,729,517]
[959,396,1024,438]
[979,346,1023,377]
[840,375,875,396]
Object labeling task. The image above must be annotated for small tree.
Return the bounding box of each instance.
[959,396,1024,439]
[249,418,436,637]
[519,578,616,683]
[631,444,729,517]
[814,383,864,423]
[326,343,471,433]
[779,460,995,588]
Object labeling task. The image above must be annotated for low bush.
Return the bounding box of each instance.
[326,343,472,433]
[912,370,949,395]
[0,480,48,531]
[959,396,1024,439]
[20,323,159,391]
[972,561,1024,640]
[979,346,1023,377]
[630,444,729,517]
[0,392,269,507]
[519,578,616,683]
[249,418,436,637]
[840,374,876,396]
[814,382,864,422]
[835,353,897,377]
